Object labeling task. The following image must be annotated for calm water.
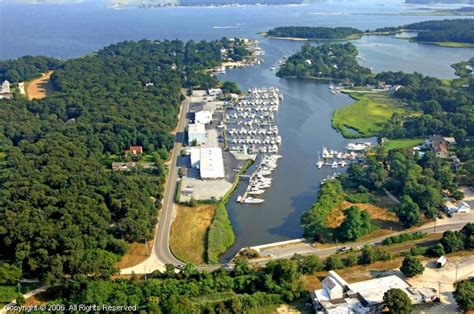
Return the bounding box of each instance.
[1,0,473,260]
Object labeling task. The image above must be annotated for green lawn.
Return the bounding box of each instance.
[0,283,41,307]
[332,92,410,138]
[382,138,425,151]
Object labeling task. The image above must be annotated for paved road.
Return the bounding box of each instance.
[121,95,189,274]
[249,213,474,265]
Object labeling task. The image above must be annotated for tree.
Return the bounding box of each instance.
[0,263,22,285]
[383,288,413,314]
[16,294,26,306]
[395,195,421,228]
[453,280,474,312]
[325,255,344,270]
[440,231,464,253]
[400,256,424,277]
[426,243,445,257]
[336,206,375,242]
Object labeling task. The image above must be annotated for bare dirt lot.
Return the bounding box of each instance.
[26,71,54,100]
[115,241,154,269]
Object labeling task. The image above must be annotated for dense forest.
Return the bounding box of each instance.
[42,259,306,312]
[276,43,371,84]
[266,26,362,40]
[301,149,463,241]
[0,56,62,83]
[0,38,249,284]
[404,19,474,44]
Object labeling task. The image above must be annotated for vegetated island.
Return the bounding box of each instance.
[263,26,364,41]
[403,6,474,16]
[265,19,474,48]
[0,37,254,284]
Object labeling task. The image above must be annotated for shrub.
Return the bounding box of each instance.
[383,288,413,313]
[382,232,425,246]
[400,256,424,277]
[325,255,344,270]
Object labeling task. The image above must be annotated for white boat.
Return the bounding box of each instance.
[316,160,324,168]
[322,147,331,159]
[270,67,276,71]
[339,160,347,167]
[248,189,265,195]
[331,161,338,169]
[244,197,264,204]
[345,142,372,151]
[237,196,243,203]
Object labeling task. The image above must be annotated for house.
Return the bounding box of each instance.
[427,135,452,158]
[312,271,425,313]
[443,200,471,214]
[124,145,143,156]
[194,110,213,125]
[1,80,11,93]
[188,123,206,145]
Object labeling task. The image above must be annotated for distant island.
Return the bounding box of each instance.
[405,0,474,4]
[265,19,474,48]
[264,26,363,41]
[108,0,303,8]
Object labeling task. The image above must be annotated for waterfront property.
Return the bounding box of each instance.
[312,271,436,313]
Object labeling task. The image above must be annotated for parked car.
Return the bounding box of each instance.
[338,246,351,252]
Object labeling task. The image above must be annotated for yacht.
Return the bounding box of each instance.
[345,142,372,151]
[244,197,264,204]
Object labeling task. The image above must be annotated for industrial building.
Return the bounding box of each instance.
[188,123,206,145]
[190,147,225,180]
[195,110,213,125]
[312,271,436,313]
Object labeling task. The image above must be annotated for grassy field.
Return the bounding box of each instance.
[332,92,409,138]
[0,283,42,307]
[382,138,424,151]
[170,204,217,265]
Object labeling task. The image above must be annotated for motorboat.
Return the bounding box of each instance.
[244,197,264,204]
[331,161,338,169]
[316,160,324,168]
[248,189,265,195]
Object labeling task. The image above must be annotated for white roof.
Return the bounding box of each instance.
[188,123,205,135]
[200,147,224,179]
[349,275,413,305]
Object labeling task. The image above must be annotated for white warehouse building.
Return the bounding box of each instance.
[188,123,206,145]
[195,110,213,125]
[190,147,225,180]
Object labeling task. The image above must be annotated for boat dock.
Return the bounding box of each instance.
[227,87,283,205]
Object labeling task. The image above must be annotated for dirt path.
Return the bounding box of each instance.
[26,71,54,100]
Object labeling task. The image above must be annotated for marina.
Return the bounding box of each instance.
[225,87,283,204]
[315,142,371,170]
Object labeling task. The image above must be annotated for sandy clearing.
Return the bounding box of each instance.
[26,70,54,100]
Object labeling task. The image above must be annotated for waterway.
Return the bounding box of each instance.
[1,0,473,261]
